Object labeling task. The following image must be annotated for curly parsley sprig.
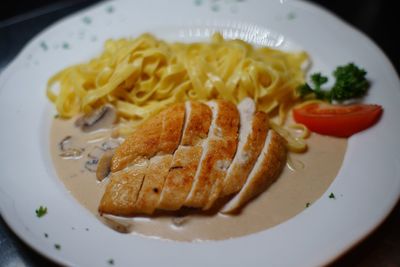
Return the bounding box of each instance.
[299,63,369,102]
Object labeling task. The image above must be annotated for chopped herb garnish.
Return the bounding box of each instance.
[305,202,311,208]
[85,228,89,231]
[82,16,92,24]
[108,259,115,265]
[211,4,220,12]
[40,41,48,51]
[329,192,336,199]
[44,233,49,238]
[54,114,60,119]
[299,63,369,102]
[287,12,296,20]
[54,244,61,250]
[106,6,114,13]
[35,206,47,217]
[62,42,70,49]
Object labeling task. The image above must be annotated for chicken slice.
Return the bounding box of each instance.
[157,101,212,210]
[221,130,287,214]
[221,99,269,196]
[99,104,185,215]
[158,104,186,154]
[98,160,148,216]
[204,98,269,209]
[184,100,239,208]
[133,155,173,214]
[110,108,163,173]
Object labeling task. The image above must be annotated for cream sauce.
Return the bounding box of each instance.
[50,118,347,241]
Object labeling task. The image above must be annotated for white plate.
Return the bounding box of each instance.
[1,0,399,266]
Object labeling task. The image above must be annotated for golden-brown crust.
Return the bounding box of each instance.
[185,100,239,208]
[102,104,185,216]
[221,130,287,214]
[157,102,212,210]
[98,161,148,216]
[181,101,212,146]
[133,155,173,214]
[110,112,163,172]
[157,146,203,210]
[222,111,269,196]
[158,103,185,154]
[110,103,185,172]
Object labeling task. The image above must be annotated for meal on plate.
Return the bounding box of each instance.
[47,33,382,240]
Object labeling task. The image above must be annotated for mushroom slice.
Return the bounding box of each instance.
[75,104,117,132]
[58,135,84,159]
[96,150,114,181]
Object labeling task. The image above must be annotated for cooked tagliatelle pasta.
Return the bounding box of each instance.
[47,33,309,151]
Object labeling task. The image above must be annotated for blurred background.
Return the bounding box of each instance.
[0,0,399,266]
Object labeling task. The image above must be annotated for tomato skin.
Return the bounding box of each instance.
[293,103,383,137]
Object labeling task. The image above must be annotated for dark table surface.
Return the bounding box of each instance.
[1,1,399,266]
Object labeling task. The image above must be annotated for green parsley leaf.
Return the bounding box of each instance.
[35,206,47,217]
[329,192,336,199]
[54,244,61,250]
[299,63,369,102]
[305,202,311,208]
[108,259,115,265]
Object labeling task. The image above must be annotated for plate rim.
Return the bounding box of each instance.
[1,0,399,266]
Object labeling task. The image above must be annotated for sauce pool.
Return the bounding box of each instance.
[50,117,347,241]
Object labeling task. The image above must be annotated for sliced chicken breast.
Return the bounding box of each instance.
[157,101,212,210]
[222,101,269,196]
[221,130,287,214]
[204,98,269,209]
[98,160,148,216]
[158,104,186,154]
[133,155,173,214]
[99,104,185,215]
[110,109,163,173]
[184,100,239,208]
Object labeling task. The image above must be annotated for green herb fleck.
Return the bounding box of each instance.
[40,41,48,51]
[329,192,336,199]
[106,6,114,13]
[305,202,311,208]
[82,16,92,24]
[85,228,89,231]
[211,4,220,12]
[194,0,203,6]
[54,244,61,250]
[108,259,115,265]
[287,12,296,20]
[35,206,47,217]
[44,233,49,238]
[54,114,60,119]
[62,42,70,49]
[298,63,369,102]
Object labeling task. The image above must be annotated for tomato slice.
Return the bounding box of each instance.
[292,103,383,137]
